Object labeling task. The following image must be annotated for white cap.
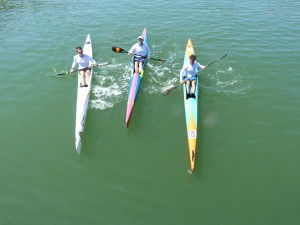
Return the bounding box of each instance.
[138,36,144,40]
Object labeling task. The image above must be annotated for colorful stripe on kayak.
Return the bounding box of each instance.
[180,38,198,173]
[125,28,148,128]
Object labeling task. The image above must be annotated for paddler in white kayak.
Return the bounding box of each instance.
[128,36,151,73]
[180,54,206,99]
[70,46,97,87]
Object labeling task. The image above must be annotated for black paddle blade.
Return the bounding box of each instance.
[112,46,124,53]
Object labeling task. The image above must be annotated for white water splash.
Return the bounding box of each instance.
[204,66,251,95]
[91,62,131,110]
[90,43,249,110]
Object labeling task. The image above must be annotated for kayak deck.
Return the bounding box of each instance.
[75,34,93,153]
[125,28,148,128]
[180,38,198,173]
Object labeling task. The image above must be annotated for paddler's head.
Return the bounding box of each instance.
[76,46,83,57]
[189,54,196,64]
[138,36,144,45]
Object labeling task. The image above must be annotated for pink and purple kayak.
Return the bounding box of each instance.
[125,28,148,128]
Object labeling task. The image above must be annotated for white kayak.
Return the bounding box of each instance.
[75,34,93,153]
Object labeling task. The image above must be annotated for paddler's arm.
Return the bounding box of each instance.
[70,56,77,73]
[199,63,206,70]
[88,56,97,69]
[179,67,187,84]
[88,57,97,68]
[128,45,135,55]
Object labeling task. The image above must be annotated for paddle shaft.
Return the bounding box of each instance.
[55,62,111,76]
[126,50,165,62]
[112,46,166,62]
[203,54,227,69]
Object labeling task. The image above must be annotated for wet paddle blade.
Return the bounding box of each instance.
[54,70,76,77]
[162,86,178,95]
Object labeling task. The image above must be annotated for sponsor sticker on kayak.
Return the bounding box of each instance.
[188,130,197,139]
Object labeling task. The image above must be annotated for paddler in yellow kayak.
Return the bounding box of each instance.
[180,54,206,98]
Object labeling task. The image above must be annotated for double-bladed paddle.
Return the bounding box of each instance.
[112,46,166,62]
[54,62,112,77]
[162,54,227,95]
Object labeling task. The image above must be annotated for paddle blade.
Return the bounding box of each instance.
[53,69,79,77]
[162,86,177,95]
[57,72,67,76]
[96,62,112,67]
[112,46,124,53]
[54,71,69,76]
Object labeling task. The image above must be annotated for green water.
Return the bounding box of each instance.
[1,0,300,224]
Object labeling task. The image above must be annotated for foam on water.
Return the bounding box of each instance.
[91,61,131,110]
[203,66,251,96]
[90,43,249,110]
[90,43,185,110]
